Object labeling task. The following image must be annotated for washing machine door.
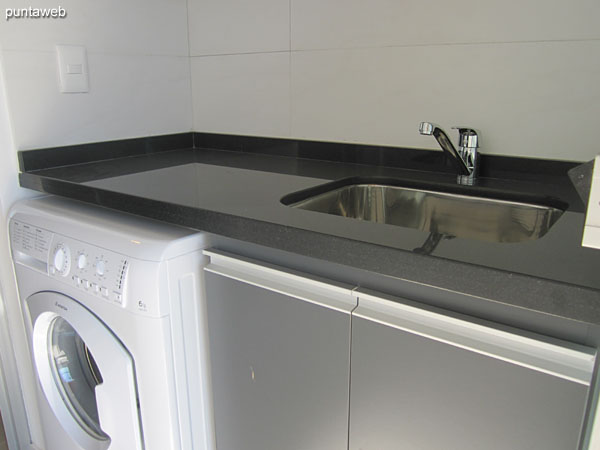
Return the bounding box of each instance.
[27,291,143,450]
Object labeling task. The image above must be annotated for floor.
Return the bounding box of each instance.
[0,413,8,450]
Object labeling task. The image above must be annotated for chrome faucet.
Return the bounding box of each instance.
[419,122,479,185]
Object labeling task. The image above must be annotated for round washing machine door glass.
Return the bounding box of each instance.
[28,292,144,450]
[48,316,107,440]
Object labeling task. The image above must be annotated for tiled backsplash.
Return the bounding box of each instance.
[0,0,192,150]
[1,0,599,161]
[188,0,600,162]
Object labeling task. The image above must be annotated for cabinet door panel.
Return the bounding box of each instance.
[205,269,351,450]
[350,294,594,450]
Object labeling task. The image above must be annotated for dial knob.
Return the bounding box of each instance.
[53,245,71,276]
[77,253,87,269]
[96,260,106,276]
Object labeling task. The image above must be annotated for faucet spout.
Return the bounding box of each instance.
[419,122,470,176]
[419,122,479,185]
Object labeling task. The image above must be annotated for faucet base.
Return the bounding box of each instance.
[457,174,476,186]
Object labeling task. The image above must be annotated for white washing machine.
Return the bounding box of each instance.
[9,196,214,450]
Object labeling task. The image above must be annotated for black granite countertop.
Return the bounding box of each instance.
[18,133,600,326]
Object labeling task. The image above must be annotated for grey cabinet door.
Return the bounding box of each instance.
[349,291,596,450]
[203,250,356,450]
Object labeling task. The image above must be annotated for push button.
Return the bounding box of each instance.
[101,287,109,297]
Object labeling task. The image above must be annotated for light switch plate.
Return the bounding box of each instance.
[582,156,600,249]
[56,45,89,93]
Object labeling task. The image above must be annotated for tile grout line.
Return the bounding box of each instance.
[4,37,599,57]
[290,37,600,53]
[189,50,290,59]
[1,48,191,58]
[184,37,600,59]
[289,0,292,137]
[185,0,195,133]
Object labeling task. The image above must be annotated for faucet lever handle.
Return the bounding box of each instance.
[419,122,437,136]
[452,127,479,148]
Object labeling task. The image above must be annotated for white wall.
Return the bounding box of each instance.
[188,0,600,161]
[0,0,192,150]
[3,1,598,157]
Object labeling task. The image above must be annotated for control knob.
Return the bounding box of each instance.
[96,260,106,276]
[53,245,71,277]
[77,253,87,270]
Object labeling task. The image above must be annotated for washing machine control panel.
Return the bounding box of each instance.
[11,219,130,308]
[54,237,130,307]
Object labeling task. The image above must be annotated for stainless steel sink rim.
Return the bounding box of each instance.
[287,183,564,244]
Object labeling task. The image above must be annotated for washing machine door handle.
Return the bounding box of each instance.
[95,351,143,450]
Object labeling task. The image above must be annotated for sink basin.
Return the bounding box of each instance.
[282,179,565,243]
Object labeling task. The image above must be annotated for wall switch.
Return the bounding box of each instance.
[56,45,89,93]
[582,156,600,249]
[66,64,83,74]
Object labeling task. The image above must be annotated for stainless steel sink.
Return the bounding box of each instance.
[283,182,565,243]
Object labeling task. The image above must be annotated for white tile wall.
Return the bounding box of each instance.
[1,0,189,55]
[0,0,191,150]
[291,41,600,160]
[2,51,192,150]
[186,0,600,161]
[2,0,599,160]
[187,0,289,56]
[191,53,290,137]
[291,0,600,50]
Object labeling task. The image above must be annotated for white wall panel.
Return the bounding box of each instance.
[1,0,189,56]
[1,0,191,150]
[191,53,290,137]
[291,41,600,161]
[187,0,289,55]
[3,51,192,149]
[186,0,600,160]
[291,0,600,50]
